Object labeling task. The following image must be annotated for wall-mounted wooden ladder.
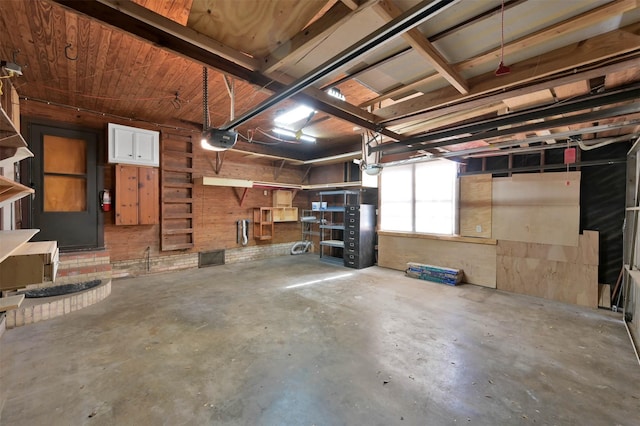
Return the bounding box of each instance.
[160,133,194,251]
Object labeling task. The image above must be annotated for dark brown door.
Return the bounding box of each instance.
[29,123,103,250]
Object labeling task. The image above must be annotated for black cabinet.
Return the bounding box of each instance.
[317,190,376,269]
[343,204,376,269]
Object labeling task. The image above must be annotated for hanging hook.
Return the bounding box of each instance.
[64,43,78,61]
[171,91,182,109]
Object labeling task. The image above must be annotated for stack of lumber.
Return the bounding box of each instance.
[405,262,463,286]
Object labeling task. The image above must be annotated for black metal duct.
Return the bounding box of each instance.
[371,83,640,155]
[220,0,457,131]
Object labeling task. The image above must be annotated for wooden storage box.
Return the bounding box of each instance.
[273,190,293,207]
[273,207,298,222]
[253,207,274,240]
[0,241,59,291]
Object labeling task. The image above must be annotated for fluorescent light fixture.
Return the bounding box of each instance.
[274,105,315,125]
[273,127,316,143]
[327,87,345,101]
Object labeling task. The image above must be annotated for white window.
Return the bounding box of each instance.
[380,160,458,234]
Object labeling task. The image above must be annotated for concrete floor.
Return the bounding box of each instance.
[1,254,638,426]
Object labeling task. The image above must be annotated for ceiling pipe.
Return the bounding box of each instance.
[371,83,640,154]
[459,158,626,176]
[437,120,640,159]
[465,134,637,158]
[383,102,640,156]
[219,0,458,131]
[378,119,640,166]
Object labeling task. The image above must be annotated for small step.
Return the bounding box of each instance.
[0,294,25,312]
[4,280,112,329]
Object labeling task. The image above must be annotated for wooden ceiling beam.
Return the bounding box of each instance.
[262,0,378,75]
[382,55,640,128]
[52,0,400,141]
[374,22,640,123]
[340,0,360,10]
[360,72,439,109]
[373,0,469,94]
[389,102,505,135]
[90,0,261,70]
[133,0,194,26]
[362,0,637,109]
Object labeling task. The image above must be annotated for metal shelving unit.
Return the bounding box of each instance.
[318,190,359,264]
[301,209,320,240]
[316,189,377,268]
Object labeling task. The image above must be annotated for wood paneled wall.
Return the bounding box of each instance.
[459,174,492,238]
[309,163,343,184]
[21,101,310,262]
[377,232,497,288]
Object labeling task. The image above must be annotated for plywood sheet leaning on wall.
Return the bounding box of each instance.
[459,174,492,238]
[378,232,497,288]
[492,172,580,246]
[496,231,599,307]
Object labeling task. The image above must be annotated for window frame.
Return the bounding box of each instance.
[380,160,459,235]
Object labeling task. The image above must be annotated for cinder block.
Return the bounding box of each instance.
[24,306,33,325]
[64,298,71,314]
[6,311,16,328]
[15,309,24,327]
[33,305,42,323]
[42,303,50,320]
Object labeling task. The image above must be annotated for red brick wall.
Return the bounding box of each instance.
[21,101,315,267]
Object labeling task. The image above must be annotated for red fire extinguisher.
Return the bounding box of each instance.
[100,189,111,212]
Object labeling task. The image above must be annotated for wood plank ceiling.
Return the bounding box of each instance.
[0,0,639,161]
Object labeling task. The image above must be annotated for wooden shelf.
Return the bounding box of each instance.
[195,176,367,191]
[0,146,33,169]
[0,294,25,312]
[320,240,344,248]
[0,106,28,154]
[0,175,34,208]
[0,229,40,264]
[0,241,59,291]
[253,207,274,240]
